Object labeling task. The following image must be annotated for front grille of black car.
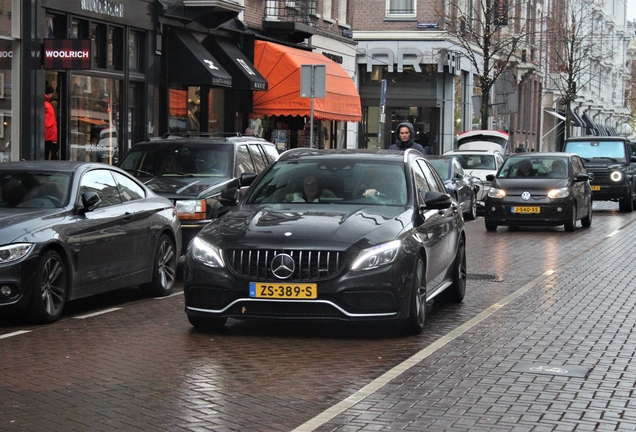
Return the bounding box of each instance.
[226,249,347,282]
[587,168,609,183]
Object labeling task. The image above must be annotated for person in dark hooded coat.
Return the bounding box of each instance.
[388,122,425,154]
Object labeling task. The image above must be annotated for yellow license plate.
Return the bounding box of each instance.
[249,282,317,299]
[512,206,540,214]
[591,185,601,191]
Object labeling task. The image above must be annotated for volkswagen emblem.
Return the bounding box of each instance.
[521,191,531,201]
[271,253,295,280]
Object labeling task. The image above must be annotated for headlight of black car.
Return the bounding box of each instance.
[610,171,623,182]
[191,237,225,268]
[351,240,401,271]
[0,243,34,263]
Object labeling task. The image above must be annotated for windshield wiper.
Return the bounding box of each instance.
[128,168,155,177]
[591,157,619,162]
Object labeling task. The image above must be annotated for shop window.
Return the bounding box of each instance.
[108,26,124,70]
[69,75,120,165]
[386,0,416,18]
[89,23,123,71]
[128,30,145,72]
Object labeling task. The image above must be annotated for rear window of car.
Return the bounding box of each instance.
[453,154,496,170]
[120,143,234,178]
[0,171,70,208]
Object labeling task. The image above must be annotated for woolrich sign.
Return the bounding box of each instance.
[80,0,124,18]
[43,39,92,69]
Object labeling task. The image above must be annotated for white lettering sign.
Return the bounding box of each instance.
[80,0,124,18]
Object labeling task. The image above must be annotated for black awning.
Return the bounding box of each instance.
[607,127,618,136]
[202,37,268,91]
[166,29,232,87]
[559,109,583,127]
[581,113,600,136]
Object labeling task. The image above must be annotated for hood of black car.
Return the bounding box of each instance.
[142,176,232,198]
[0,208,60,243]
[493,178,569,195]
[200,204,413,250]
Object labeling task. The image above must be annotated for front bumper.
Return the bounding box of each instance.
[589,183,629,201]
[484,197,573,226]
[0,253,39,308]
[183,254,415,323]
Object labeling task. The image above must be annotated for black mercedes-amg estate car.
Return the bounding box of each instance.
[183,149,467,334]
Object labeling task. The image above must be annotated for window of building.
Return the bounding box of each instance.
[338,0,348,24]
[128,30,144,72]
[386,0,415,18]
[323,0,332,20]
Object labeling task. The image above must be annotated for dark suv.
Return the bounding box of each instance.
[563,136,636,212]
[119,134,279,251]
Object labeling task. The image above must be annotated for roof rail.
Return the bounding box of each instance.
[158,132,244,139]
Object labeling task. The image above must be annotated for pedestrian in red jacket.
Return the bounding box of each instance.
[44,82,58,160]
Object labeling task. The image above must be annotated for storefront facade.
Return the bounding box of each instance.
[355,37,477,155]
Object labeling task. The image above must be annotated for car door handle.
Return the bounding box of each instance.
[124,212,134,220]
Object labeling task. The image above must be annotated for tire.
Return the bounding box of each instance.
[581,199,593,227]
[485,219,497,232]
[464,193,477,221]
[28,250,68,324]
[142,234,177,297]
[402,256,426,335]
[564,205,577,232]
[619,189,633,212]
[447,236,466,303]
[188,315,228,331]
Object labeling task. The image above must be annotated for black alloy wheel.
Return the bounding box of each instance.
[28,250,68,323]
[403,256,427,335]
[485,219,498,232]
[142,234,177,297]
[581,199,593,227]
[447,236,467,302]
[564,205,577,232]
[465,192,477,221]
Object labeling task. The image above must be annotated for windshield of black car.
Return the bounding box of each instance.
[564,141,626,162]
[0,171,71,208]
[245,160,408,205]
[453,154,496,170]
[497,156,569,179]
[428,159,451,180]
[120,144,234,178]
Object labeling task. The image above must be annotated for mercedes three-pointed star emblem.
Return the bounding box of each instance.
[271,253,295,280]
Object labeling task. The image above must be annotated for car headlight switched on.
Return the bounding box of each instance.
[487,187,506,198]
[351,240,401,271]
[191,237,225,268]
[176,199,207,220]
[610,171,623,182]
[0,243,33,264]
[548,187,570,199]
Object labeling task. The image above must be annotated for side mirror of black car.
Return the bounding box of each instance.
[80,191,101,212]
[486,174,495,182]
[574,173,590,182]
[421,191,452,210]
[219,188,241,207]
[240,172,258,187]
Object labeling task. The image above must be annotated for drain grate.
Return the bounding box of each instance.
[467,273,504,282]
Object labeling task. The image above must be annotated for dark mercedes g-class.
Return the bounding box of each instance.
[563,136,636,212]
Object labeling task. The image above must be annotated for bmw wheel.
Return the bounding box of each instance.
[402,256,426,335]
[142,234,177,297]
[28,250,68,324]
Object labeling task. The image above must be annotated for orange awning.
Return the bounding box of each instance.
[252,41,362,122]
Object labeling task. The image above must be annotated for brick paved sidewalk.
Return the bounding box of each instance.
[308,222,636,431]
